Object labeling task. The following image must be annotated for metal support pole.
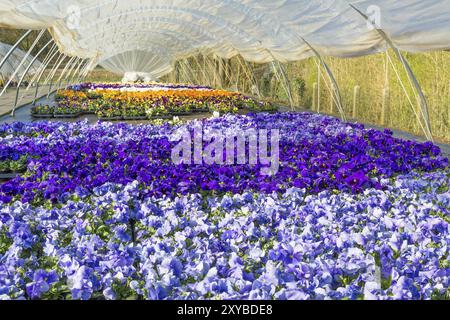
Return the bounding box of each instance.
[44,53,65,85]
[178,60,192,84]
[218,57,233,89]
[77,60,90,82]
[74,59,89,84]
[55,56,76,89]
[183,59,197,84]
[66,58,84,88]
[299,36,346,121]
[12,39,53,116]
[273,61,295,110]
[235,60,241,92]
[68,58,83,84]
[0,30,45,97]
[79,59,92,81]
[62,57,80,88]
[32,48,60,105]
[204,54,220,87]
[317,62,321,113]
[70,59,86,86]
[27,42,57,90]
[350,4,433,141]
[80,58,96,81]
[235,56,261,98]
[46,54,67,97]
[244,60,262,98]
[0,30,32,75]
[194,55,212,87]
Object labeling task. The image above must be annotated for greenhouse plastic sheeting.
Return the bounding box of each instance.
[0,41,43,80]
[1,0,449,78]
[99,51,173,80]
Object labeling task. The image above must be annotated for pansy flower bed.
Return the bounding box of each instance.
[0,113,449,300]
[35,82,276,119]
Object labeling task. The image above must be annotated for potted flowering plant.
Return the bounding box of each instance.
[86,91,103,100]
[84,100,100,114]
[54,104,82,118]
[244,98,278,113]
[170,103,193,116]
[193,101,209,113]
[97,108,123,120]
[96,101,123,120]
[209,102,239,114]
[123,105,147,120]
[31,105,54,118]
[146,105,170,119]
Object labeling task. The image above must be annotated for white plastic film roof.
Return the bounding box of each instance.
[0,41,43,80]
[1,0,450,78]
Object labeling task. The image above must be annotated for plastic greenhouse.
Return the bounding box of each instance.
[0,1,449,302]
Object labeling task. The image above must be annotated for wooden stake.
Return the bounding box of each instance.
[313,82,318,112]
[353,85,360,119]
[381,87,390,125]
[330,85,335,114]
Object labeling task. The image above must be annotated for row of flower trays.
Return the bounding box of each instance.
[31,106,210,121]
[30,82,277,120]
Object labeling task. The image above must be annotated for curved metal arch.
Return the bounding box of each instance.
[99,52,171,71]
[97,59,173,79]
[97,43,174,62]
[70,59,88,84]
[76,9,255,45]
[298,36,346,121]
[66,58,86,88]
[32,46,60,104]
[74,0,296,42]
[46,53,68,97]
[70,6,271,53]
[93,33,229,67]
[0,30,33,76]
[53,55,75,88]
[26,42,58,90]
[83,30,209,58]
[79,23,214,50]
[69,3,345,86]
[350,4,433,141]
[12,39,53,116]
[63,57,82,87]
[102,43,237,67]
[1,46,38,83]
[56,56,78,88]
[43,52,66,85]
[77,11,273,74]
[0,29,45,97]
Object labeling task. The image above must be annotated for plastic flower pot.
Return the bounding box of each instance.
[31,113,54,118]
[193,108,209,113]
[149,115,172,120]
[123,116,147,120]
[98,116,123,121]
[170,112,194,116]
[54,113,82,118]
